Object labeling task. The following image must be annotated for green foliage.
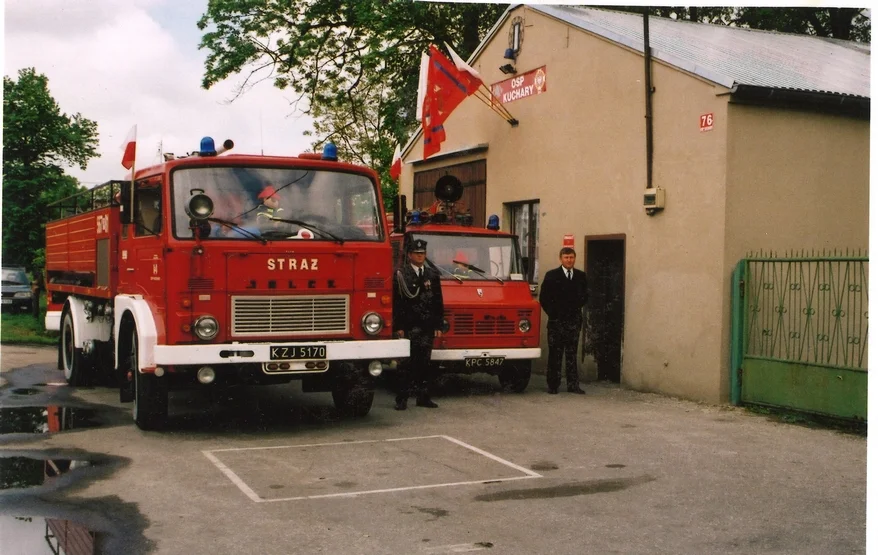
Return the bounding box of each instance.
[616,7,870,42]
[2,68,99,277]
[198,1,506,200]
[1,295,57,346]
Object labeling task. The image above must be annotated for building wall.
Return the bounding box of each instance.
[719,105,870,399]
[399,7,869,404]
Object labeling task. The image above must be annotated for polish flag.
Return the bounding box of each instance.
[389,144,402,181]
[444,42,484,87]
[120,125,137,169]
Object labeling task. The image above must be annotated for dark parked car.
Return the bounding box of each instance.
[1,267,34,313]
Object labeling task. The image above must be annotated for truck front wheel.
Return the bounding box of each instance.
[129,328,168,430]
[499,362,532,393]
[331,363,374,417]
[60,309,91,386]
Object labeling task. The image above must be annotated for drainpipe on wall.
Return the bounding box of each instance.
[643,9,654,191]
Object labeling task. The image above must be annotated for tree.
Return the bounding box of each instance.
[617,7,870,42]
[3,68,99,278]
[198,1,507,202]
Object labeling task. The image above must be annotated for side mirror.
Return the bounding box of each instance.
[119,182,133,224]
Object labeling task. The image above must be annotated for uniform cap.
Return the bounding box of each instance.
[408,239,428,253]
[454,250,469,263]
[258,185,277,199]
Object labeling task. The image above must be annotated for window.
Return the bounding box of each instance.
[134,185,162,237]
[170,167,383,241]
[507,201,540,284]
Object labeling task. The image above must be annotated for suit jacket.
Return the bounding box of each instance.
[539,266,588,323]
[392,264,444,333]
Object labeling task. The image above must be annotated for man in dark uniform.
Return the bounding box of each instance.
[539,247,588,394]
[392,239,444,410]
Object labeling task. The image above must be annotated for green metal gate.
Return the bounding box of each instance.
[730,250,868,421]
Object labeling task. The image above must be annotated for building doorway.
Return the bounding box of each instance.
[584,236,625,383]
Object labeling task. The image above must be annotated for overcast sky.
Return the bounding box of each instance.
[4,0,315,187]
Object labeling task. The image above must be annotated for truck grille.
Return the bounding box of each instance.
[451,314,516,335]
[232,295,349,337]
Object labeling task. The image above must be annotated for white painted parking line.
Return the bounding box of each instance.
[202,450,262,503]
[422,543,492,553]
[203,435,542,502]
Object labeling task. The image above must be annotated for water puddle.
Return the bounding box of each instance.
[11,388,39,396]
[0,514,101,554]
[0,456,90,490]
[0,406,102,435]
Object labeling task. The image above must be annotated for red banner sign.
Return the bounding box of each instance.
[491,66,547,105]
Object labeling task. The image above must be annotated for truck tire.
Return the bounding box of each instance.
[129,328,168,430]
[60,309,91,386]
[331,363,374,417]
[499,362,531,393]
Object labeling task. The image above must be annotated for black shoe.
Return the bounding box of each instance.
[394,399,408,410]
[567,386,586,394]
[547,387,558,395]
[416,397,439,408]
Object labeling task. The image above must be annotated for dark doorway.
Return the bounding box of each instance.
[585,237,625,383]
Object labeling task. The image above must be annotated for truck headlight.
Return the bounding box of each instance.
[14,291,32,298]
[518,319,531,333]
[194,315,219,340]
[361,312,383,335]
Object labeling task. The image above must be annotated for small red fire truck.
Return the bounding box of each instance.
[390,176,541,391]
[45,138,407,429]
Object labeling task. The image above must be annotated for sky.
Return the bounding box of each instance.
[4,0,315,187]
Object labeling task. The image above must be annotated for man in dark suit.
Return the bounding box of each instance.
[392,239,444,410]
[539,247,588,394]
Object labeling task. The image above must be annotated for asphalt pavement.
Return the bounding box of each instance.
[0,344,868,555]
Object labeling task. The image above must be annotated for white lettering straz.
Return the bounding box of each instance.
[267,258,319,271]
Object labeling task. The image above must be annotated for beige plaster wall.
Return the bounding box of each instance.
[720,105,870,399]
[399,8,867,403]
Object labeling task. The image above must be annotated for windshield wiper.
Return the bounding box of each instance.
[453,260,504,283]
[207,217,267,244]
[267,217,345,244]
[426,258,463,283]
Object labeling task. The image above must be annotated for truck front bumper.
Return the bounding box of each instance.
[154,338,410,366]
[430,347,541,361]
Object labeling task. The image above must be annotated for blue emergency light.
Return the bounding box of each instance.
[322,142,338,161]
[487,214,500,230]
[199,137,217,156]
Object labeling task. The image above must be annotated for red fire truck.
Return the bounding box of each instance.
[45,138,407,429]
[390,176,541,391]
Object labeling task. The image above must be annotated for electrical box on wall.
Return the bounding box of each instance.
[643,187,665,215]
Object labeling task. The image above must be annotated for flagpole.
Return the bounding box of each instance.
[473,87,518,125]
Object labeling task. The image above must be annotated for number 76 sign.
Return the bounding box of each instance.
[700,113,714,132]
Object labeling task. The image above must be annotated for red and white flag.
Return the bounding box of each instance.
[421,44,482,159]
[444,42,484,87]
[120,125,137,169]
[389,144,402,181]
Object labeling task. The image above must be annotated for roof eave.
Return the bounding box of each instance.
[729,84,870,119]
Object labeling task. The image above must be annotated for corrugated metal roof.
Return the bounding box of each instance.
[531,6,870,98]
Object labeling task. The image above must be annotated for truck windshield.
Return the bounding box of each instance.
[171,167,383,241]
[413,233,525,281]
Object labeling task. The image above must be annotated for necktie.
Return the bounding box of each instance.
[567,270,572,280]
[418,268,423,280]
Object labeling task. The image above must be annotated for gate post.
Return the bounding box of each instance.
[729,259,746,405]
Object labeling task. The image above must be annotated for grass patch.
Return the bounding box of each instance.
[1,295,57,346]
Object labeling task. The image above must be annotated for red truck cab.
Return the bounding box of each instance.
[390,176,541,391]
[45,138,407,429]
